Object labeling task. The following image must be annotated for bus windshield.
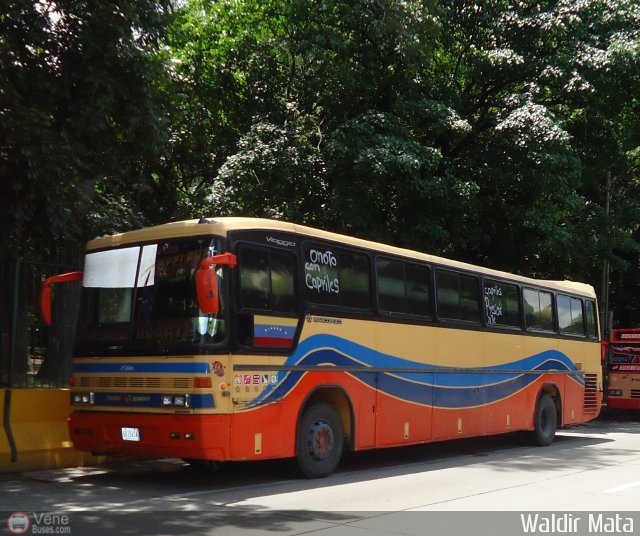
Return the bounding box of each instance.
[75,236,226,357]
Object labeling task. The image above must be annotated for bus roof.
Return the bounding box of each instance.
[86,217,596,298]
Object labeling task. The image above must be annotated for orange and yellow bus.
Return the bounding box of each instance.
[605,328,640,410]
[41,217,603,477]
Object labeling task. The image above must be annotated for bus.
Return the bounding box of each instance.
[40,217,603,477]
[605,328,640,410]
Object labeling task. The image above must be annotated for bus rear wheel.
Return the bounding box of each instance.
[296,402,344,478]
[531,393,557,446]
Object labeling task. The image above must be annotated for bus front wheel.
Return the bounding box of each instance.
[296,402,344,478]
[531,393,557,446]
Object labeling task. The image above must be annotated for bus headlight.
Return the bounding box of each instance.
[72,392,95,405]
[161,395,189,407]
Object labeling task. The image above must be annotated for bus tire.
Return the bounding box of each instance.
[531,393,557,446]
[296,402,344,478]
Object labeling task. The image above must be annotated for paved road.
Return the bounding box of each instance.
[1,409,639,535]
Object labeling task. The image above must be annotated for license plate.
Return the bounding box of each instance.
[121,427,141,441]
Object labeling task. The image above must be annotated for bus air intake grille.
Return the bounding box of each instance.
[129,377,144,388]
[583,374,598,414]
[631,389,640,399]
[99,377,112,388]
[75,376,193,389]
[172,378,191,389]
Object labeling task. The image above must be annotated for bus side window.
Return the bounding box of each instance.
[238,246,297,313]
[237,245,297,347]
[406,264,431,316]
[585,300,598,339]
[483,279,520,328]
[239,247,271,310]
[304,243,371,310]
[436,270,480,323]
[270,251,296,313]
[340,251,371,309]
[377,258,405,313]
[377,258,431,317]
[557,295,586,336]
[523,288,554,332]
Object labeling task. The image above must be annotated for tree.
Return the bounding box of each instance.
[160,0,446,234]
[154,0,640,318]
[416,0,640,282]
[0,0,170,254]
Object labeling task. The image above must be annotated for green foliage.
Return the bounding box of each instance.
[325,110,449,246]
[5,0,640,324]
[151,0,640,319]
[212,115,326,223]
[415,0,640,282]
[1,0,169,253]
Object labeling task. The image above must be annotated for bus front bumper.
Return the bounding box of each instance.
[68,411,232,461]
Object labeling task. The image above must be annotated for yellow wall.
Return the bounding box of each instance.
[0,389,103,472]
[0,391,9,468]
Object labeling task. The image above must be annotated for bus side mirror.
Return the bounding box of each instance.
[39,271,84,326]
[196,253,237,315]
[196,268,219,314]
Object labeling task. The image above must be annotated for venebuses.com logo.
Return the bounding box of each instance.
[7,512,71,534]
[7,513,30,534]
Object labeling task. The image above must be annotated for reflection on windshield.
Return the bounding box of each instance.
[75,237,225,356]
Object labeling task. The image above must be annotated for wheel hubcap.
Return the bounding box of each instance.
[307,419,334,461]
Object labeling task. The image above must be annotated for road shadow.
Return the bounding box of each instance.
[2,413,639,525]
[54,508,374,536]
[5,426,623,501]
[595,406,640,429]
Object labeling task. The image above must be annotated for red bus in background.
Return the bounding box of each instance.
[606,328,640,410]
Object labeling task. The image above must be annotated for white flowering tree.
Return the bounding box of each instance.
[145,0,639,304]
[420,0,640,283]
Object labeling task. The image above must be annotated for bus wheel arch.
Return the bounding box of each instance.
[295,387,353,478]
[531,384,561,446]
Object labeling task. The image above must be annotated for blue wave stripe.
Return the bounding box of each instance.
[73,362,211,374]
[293,334,578,375]
[247,334,581,408]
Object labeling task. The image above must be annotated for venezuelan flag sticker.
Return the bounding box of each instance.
[253,315,298,347]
